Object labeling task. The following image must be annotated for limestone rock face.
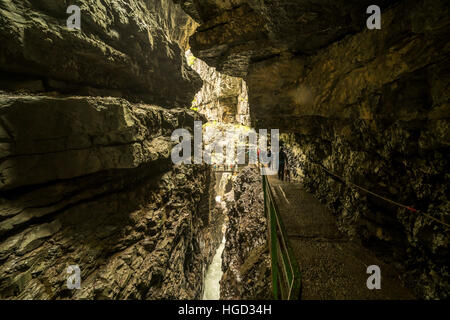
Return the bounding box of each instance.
[0,94,219,299]
[180,0,449,299]
[248,1,449,131]
[0,0,202,106]
[0,95,184,190]
[0,0,223,300]
[179,0,397,77]
[220,166,271,299]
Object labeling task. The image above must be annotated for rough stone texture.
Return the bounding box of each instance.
[248,0,449,131]
[0,0,202,107]
[180,0,398,77]
[180,0,449,299]
[187,51,249,126]
[0,95,179,191]
[0,93,221,299]
[220,166,271,299]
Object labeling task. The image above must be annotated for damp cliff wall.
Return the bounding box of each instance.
[220,167,271,299]
[0,0,222,299]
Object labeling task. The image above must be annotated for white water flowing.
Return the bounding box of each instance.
[202,235,226,300]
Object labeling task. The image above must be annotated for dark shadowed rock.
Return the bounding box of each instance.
[220,166,271,299]
[0,92,221,299]
[0,0,223,300]
[0,0,202,106]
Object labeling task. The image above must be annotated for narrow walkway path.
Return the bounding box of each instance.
[267,175,414,300]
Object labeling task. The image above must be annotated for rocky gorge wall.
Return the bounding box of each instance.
[178,0,449,299]
[220,166,271,300]
[0,0,222,299]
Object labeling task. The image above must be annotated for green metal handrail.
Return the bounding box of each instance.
[262,174,302,300]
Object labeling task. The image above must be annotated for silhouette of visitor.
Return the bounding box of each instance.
[278,145,287,180]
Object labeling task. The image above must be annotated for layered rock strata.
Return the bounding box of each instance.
[0,0,201,107]
[179,0,450,299]
[187,51,249,126]
[0,0,222,299]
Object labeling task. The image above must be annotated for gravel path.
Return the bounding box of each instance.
[267,175,415,300]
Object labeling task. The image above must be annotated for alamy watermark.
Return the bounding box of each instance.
[171,121,279,175]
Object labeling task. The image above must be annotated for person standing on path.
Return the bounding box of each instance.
[278,146,287,180]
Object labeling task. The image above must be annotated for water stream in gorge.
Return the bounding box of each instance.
[202,234,226,300]
[202,172,231,300]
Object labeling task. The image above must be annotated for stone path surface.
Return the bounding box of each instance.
[267,175,415,300]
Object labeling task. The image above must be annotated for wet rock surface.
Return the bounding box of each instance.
[0,94,193,190]
[0,92,220,299]
[0,0,447,301]
[220,166,271,299]
[281,126,449,299]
